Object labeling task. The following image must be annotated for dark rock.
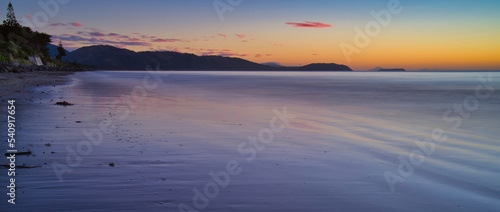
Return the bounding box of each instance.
[55,101,73,106]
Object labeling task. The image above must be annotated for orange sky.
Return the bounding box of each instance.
[13,0,500,70]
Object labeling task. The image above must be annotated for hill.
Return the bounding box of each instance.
[64,45,352,71]
[293,63,352,71]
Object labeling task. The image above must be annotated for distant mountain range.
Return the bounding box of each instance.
[62,45,352,71]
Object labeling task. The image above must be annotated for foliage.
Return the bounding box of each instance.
[0,1,51,63]
[56,41,66,60]
[3,2,20,27]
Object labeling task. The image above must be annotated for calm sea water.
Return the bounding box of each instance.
[2,71,500,211]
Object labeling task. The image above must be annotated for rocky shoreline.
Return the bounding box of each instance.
[0,62,89,73]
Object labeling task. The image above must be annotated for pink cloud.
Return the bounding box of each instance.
[218,33,227,38]
[70,22,82,27]
[236,34,246,39]
[25,14,32,18]
[286,21,332,28]
[255,54,262,58]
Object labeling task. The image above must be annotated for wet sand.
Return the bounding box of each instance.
[1,71,499,211]
[0,71,75,101]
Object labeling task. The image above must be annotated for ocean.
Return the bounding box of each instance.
[2,71,499,211]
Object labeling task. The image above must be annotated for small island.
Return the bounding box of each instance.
[377,68,406,72]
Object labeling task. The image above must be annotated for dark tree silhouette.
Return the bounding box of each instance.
[56,41,66,60]
[0,1,51,61]
[3,1,20,27]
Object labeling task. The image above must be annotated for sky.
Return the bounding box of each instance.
[2,0,500,70]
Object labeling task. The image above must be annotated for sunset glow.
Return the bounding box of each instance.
[10,0,500,70]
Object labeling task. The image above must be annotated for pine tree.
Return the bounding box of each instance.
[56,41,66,60]
[3,1,20,27]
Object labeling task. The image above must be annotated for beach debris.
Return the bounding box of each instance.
[4,151,32,156]
[109,162,115,167]
[1,163,41,169]
[45,143,51,146]
[55,101,73,106]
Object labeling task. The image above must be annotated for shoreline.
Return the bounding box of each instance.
[0,71,76,102]
[0,70,80,209]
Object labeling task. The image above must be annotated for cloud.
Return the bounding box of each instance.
[25,14,32,18]
[152,38,182,43]
[70,22,82,27]
[49,23,67,27]
[48,22,83,27]
[78,31,106,37]
[56,27,183,49]
[286,21,332,28]
[108,33,130,39]
[236,34,246,39]
[54,34,151,46]
[218,33,227,38]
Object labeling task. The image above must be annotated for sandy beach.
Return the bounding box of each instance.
[1,71,499,212]
[0,71,75,101]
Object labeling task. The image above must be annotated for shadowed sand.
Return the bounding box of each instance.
[0,71,75,101]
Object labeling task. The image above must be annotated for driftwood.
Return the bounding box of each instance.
[0,163,41,169]
[4,151,32,156]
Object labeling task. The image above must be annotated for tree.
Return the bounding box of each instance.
[0,2,51,61]
[3,1,20,27]
[56,41,66,60]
